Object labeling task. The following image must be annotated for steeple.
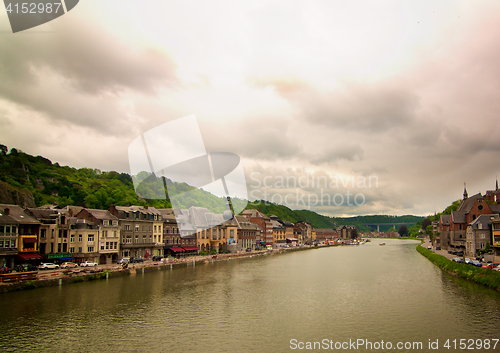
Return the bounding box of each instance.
[463,182,468,200]
[496,176,498,191]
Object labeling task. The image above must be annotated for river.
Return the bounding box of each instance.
[1,239,499,352]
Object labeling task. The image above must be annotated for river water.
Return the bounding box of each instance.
[1,239,499,352]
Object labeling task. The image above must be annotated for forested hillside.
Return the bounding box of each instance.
[0,144,425,230]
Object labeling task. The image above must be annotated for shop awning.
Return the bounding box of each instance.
[59,257,74,261]
[286,238,298,242]
[169,247,185,253]
[22,238,37,244]
[182,246,199,251]
[17,252,44,260]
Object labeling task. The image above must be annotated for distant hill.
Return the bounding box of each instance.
[0,144,424,230]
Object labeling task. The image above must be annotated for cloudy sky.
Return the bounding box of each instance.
[1,0,500,217]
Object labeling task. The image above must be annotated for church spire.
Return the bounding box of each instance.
[496,176,498,191]
[463,182,468,200]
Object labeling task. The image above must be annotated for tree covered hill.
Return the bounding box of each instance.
[0,144,424,230]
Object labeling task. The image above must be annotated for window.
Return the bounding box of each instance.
[70,235,75,243]
[69,247,74,253]
[103,220,109,226]
[0,225,3,233]
[106,242,110,250]
[114,242,117,249]
[112,221,118,226]
[87,246,94,252]
[51,229,55,238]
[101,244,105,250]
[41,229,46,238]
[78,234,82,242]
[135,225,139,231]
[0,240,3,247]
[88,234,94,242]
[78,247,82,253]
[125,224,130,231]
[154,225,157,232]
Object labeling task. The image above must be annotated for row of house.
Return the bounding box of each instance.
[433,183,500,261]
[0,203,357,268]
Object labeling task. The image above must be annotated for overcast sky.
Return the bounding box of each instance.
[1,1,500,217]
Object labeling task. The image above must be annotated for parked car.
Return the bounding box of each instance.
[457,251,464,256]
[118,257,130,264]
[60,262,79,269]
[152,256,163,261]
[16,263,37,272]
[464,258,472,264]
[130,257,144,263]
[471,260,482,267]
[435,246,441,250]
[427,246,432,249]
[38,263,59,270]
[452,257,464,263]
[79,261,98,267]
[482,262,500,270]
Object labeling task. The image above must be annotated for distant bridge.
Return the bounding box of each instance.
[363,222,418,232]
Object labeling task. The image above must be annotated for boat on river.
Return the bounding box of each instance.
[379,242,386,246]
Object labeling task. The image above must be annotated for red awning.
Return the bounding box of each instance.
[169,247,185,253]
[22,238,37,244]
[182,246,199,251]
[17,252,44,260]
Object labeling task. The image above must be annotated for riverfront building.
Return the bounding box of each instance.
[109,205,163,259]
[0,204,41,269]
[0,202,345,266]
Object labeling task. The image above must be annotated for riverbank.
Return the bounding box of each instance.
[416,244,500,291]
[0,244,332,293]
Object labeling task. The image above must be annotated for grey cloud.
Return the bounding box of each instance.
[308,144,364,165]
[0,18,178,95]
[249,76,420,132]
[201,117,302,161]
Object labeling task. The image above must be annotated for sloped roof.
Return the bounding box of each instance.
[26,207,58,220]
[440,214,451,225]
[114,205,161,216]
[488,204,500,214]
[469,214,499,229]
[457,193,482,213]
[451,210,466,223]
[84,209,117,221]
[0,204,40,224]
[271,220,284,229]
